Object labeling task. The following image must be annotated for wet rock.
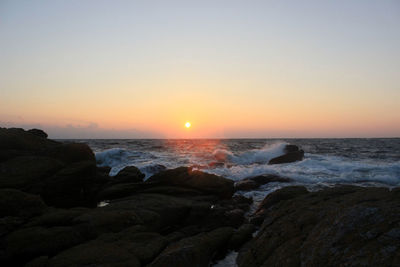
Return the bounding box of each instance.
[112,166,145,184]
[237,186,400,267]
[235,179,259,191]
[97,165,111,175]
[141,164,167,176]
[149,227,234,267]
[251,174,292,184]
[235,174,292,191]
[268,144,304,164]
[146,167,234,199]
[228,224,255,250]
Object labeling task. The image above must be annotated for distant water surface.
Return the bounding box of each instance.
[59,139,400,197]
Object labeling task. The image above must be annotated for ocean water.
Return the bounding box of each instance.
[68,138,400,202]
[72,138,399,266]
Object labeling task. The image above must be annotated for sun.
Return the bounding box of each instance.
[185,122,191,128]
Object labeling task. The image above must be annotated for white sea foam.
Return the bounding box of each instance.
[96,148,130,168]
[95,148,155,176]
[206,153,400,186]
[94,142,400,187]
[213,142,287,165]
[212,251,238,267]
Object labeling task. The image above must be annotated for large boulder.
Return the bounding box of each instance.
[149,227,234,267]
[249,186,308,225]
[0,156,65,191]
[268,144,304,164]
[47,239,141,267]
[47,226,163,267]
[237,186,400,267]
[98,228,167,264]
[41,161,103,208]
[0,189,47,219]
[44,143,95,164]
[0,128,94,164]
[146,167,234,199]
[72,209,144,237]
[103,193,195,232]
[1,226,87,266]
[0,128,57,153]
[111,166,145,184]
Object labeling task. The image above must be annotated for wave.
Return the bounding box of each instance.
[95,148,155,176]
[94,143,400,188]
[206,153,400,186]
[212,142,287,165]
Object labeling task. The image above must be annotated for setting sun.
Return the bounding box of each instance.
[185,122,191,128]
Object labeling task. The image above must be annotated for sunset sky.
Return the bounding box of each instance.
[1,0,399,138]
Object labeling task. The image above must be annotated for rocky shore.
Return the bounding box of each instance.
[1,127,399,266]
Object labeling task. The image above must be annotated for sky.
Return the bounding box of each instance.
[1,0,399,138]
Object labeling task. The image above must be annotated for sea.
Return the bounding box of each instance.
[66,138,400,205]
[66,138,399,266]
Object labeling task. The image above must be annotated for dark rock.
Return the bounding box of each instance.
[44,143,95,164]
[146,167,234,199]
[27,129,48,139]
[268,144,304,164]
[0,189,47,219]
[140,185,205,197]
[284,144,300,153]
[26,208,90,227]
[0,149,31,163]
[235,179,259,191]
[224,209,245,227]
[235,174,293,191]
[251,174,292,184]
[141,164,167,176]
[112,166,145,184]
[72,209,144,237]
[255,186,309,213]
[2,226,86,266]
[96,165,111,175]
[0,216,24,237]
[25,256,49,267]
[41,161,102,208]
[97,228,168,264]
[0,156,64,191]
[97,182,154,200]
[149,227,234,267]
[0,128,57,152]
[228,224,255,250]
[237,186,400,267]
[47,239,141,267]
[103,193,195,232]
